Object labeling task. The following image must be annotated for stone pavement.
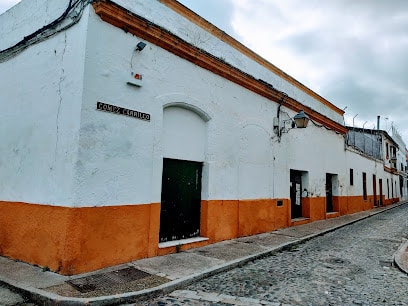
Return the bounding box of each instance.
[0,286,25,306]
[1,201,407,306]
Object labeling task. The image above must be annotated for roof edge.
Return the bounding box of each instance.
[159,0,345,116]
[92,0,347,135]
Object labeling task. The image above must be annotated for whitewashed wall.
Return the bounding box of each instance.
[282,120,347,198]
[0,1,90,206]
[2,0,387,209]
[114,0,343,125]
[344,148,402,201]
[0,1,69,50]
[71,6,350,207]
[345,150,376,197]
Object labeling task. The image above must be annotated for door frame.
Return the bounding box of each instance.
[326,173,334,213]
[373,174,377,207]
[290,170,303,219]
[159,158,203,243]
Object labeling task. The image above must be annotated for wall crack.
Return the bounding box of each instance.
[54,32,67,167]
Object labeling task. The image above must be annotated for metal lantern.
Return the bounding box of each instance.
[293,110,309,128]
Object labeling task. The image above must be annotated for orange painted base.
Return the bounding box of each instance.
[335,195,374,215]
[291,218,310,227]
[157,239,209,256]
[302,197,326,221]
[326,212,340,219]
[201,198,290,241]
[0,195,397,275]
[0,201,160,275]
[295,194,389,222]
[201,200,239,242]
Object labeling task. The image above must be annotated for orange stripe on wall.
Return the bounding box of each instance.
[0,196,392,275]
[66,204,160,275]
[0,202,71,273]
[343,196,374,214]
[201,199,290,242]
[201,200,239,243]
[302,197,326,221]
[157,199,291,255]
[201,199,289,242]
[238,199,281,237]
[300,196,382,221]
[0,201,160,275]
[0,199,292,274]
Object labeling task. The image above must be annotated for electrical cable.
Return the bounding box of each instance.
[309,117,341,135]
[0,0,93,63]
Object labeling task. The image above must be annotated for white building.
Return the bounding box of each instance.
[346,126,404,207]
[0,0,403,275]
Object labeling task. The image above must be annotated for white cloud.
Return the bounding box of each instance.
[228,0,408,144]
[2,0,407,143]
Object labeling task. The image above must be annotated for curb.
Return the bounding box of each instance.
[394,239,408,275]
[1,201,406,305]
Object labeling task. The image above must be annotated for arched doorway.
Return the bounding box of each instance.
[160,105,208,242]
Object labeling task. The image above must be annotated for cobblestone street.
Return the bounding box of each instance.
[143,205,408,306]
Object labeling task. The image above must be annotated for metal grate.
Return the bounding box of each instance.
[67,267,151,293]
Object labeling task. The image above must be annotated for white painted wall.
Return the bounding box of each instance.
[0,1,69,50]
[344,147,402,201]
[345,150,378,197]
[162,106,208,162]
[0,2,89,206]
[114,0,344,125]
[69,5,351,207]
[238,123,274,199]
[2,0,398,210]
[281,116,347,198]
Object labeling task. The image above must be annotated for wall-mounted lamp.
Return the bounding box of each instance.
[136,41,146,51]
[274,109,310,141]
[128,42,147,87]
[293,110,309,129]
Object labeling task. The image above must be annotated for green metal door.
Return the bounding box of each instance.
[159,158,202,243]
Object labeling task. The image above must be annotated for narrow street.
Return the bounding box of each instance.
[144,204,408,306]
[1,204,407,305]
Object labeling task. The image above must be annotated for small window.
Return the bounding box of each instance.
[362,172,367,200]
[350,169,354,186]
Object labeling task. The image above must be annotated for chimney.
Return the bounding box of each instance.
[377,115,380,130]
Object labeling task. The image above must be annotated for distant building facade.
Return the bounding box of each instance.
[0,0,406,275]
[346,126,407,206]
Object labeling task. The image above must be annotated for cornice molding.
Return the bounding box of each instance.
[159,0,345,116]
[92,0,347,134]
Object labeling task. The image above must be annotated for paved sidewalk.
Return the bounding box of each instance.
[1,201,407,305]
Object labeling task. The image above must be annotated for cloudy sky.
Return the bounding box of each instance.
[1,0,407,144]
